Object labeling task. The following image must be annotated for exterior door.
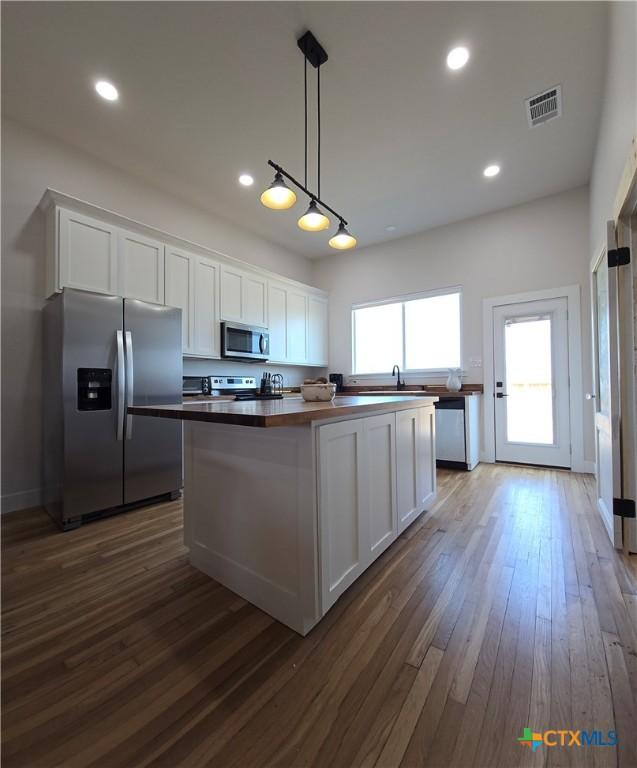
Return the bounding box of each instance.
[123,299,182,504]
[493,298,571,467]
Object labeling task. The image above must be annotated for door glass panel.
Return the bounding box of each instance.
[504,316,554,444]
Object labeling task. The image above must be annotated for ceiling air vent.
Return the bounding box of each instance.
[525,85,562,128]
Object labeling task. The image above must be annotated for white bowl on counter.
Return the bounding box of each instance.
[300,383,337,402]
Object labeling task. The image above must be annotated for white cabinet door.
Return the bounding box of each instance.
[396,409,421,534]
[418,406,437,511]
[243,273,267,327]
[165,247,194,353]
[193,257,220,358]
[319,419,368,612]
[58,208,118,295]
[287,289,308,364]
[396,406,437,534]
[220,266,243,323]
[118,229,165,303]
[268,283,288,362]
[308,295,328,366]
[221,266,267,327]
[366,413,397,559]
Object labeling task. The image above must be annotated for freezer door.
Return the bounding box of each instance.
[123,299,182,504]
[62,289,125,519]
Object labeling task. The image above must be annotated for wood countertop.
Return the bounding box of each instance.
[129,395,438,428]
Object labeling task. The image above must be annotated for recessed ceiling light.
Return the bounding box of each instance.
[483,164,501,178]
[238,173,254,187]
[446,46,470,71]
[95,80,119,102]
[385,225,397,232]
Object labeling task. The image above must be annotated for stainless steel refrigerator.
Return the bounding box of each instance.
[43,288,182,530]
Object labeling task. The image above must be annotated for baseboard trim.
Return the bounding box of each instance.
[1,487,43,514]
[572,460,595,475]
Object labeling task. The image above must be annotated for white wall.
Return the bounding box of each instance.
[312,185,594,462]
[1,118,313,512]
[590,1,636,254]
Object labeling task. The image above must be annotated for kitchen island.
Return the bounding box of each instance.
[130,395,437,634]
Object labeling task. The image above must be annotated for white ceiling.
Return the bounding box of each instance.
[2,2,607,258]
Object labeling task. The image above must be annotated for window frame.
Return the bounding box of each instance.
[351,285,463,378]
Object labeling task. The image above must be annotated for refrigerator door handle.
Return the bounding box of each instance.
[125,331,134,440]
[116,330,125,441]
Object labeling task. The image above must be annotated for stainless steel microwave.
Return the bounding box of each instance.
[221,322,270,361]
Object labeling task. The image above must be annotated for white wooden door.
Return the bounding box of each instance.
[268,283,288,362]
[118,229,164,303]
[319,419,368,612]
[165,247,194,353]
[591,227,623,547]
[308,295,329,366]
[493,298,571,467]
[193,257,220,358]
[365,413,397,559]
[286,289,308,364]
[58,208,118,295]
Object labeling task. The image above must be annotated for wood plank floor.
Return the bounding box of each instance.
[2,465,636,768]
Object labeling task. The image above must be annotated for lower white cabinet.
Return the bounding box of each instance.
[165,246,220,357]
[318,419,367,612]
[366,413,397,558]
[319,405,434,611]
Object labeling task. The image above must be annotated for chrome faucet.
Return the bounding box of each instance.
[392,365,405,391]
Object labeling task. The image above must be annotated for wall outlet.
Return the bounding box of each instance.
[469,357,482,368]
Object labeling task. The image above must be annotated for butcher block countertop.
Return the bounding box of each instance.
[129,394,438,428]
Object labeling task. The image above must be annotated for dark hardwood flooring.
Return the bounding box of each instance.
[2,466,636,767]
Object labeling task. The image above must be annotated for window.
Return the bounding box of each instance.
[352,289,461,375]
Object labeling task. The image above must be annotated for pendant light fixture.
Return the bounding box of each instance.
[260,171,297,210]
[298,199,329,231]
[328,221,357,250]
[259,30,355,250]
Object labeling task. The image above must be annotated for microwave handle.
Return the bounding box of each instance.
[259,333,266,354]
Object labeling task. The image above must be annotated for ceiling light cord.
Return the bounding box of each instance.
[317,65,321,200]
[304,57,308,189]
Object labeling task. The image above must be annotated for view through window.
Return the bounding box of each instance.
[352,290,461,375]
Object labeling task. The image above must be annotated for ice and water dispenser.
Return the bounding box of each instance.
[77,368,112,411]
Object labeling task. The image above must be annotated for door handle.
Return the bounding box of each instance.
[125,331,134,440]
[116,330,125,440]
[496,393,509,398]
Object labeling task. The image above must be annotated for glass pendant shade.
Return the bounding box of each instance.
[328,221,357,250]
[260,172,297,210]
[297,200,330,231]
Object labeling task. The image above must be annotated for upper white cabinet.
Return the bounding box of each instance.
[42,191,328,365]
[118,229,165,304]
[268,282,309,365]
[165,247,194,351]
[308,295,328,366]
[220,266,267,327]
[58,209,118,296]
[268,282,328,367]
[193,257,220,357]
[165,246,220,358]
